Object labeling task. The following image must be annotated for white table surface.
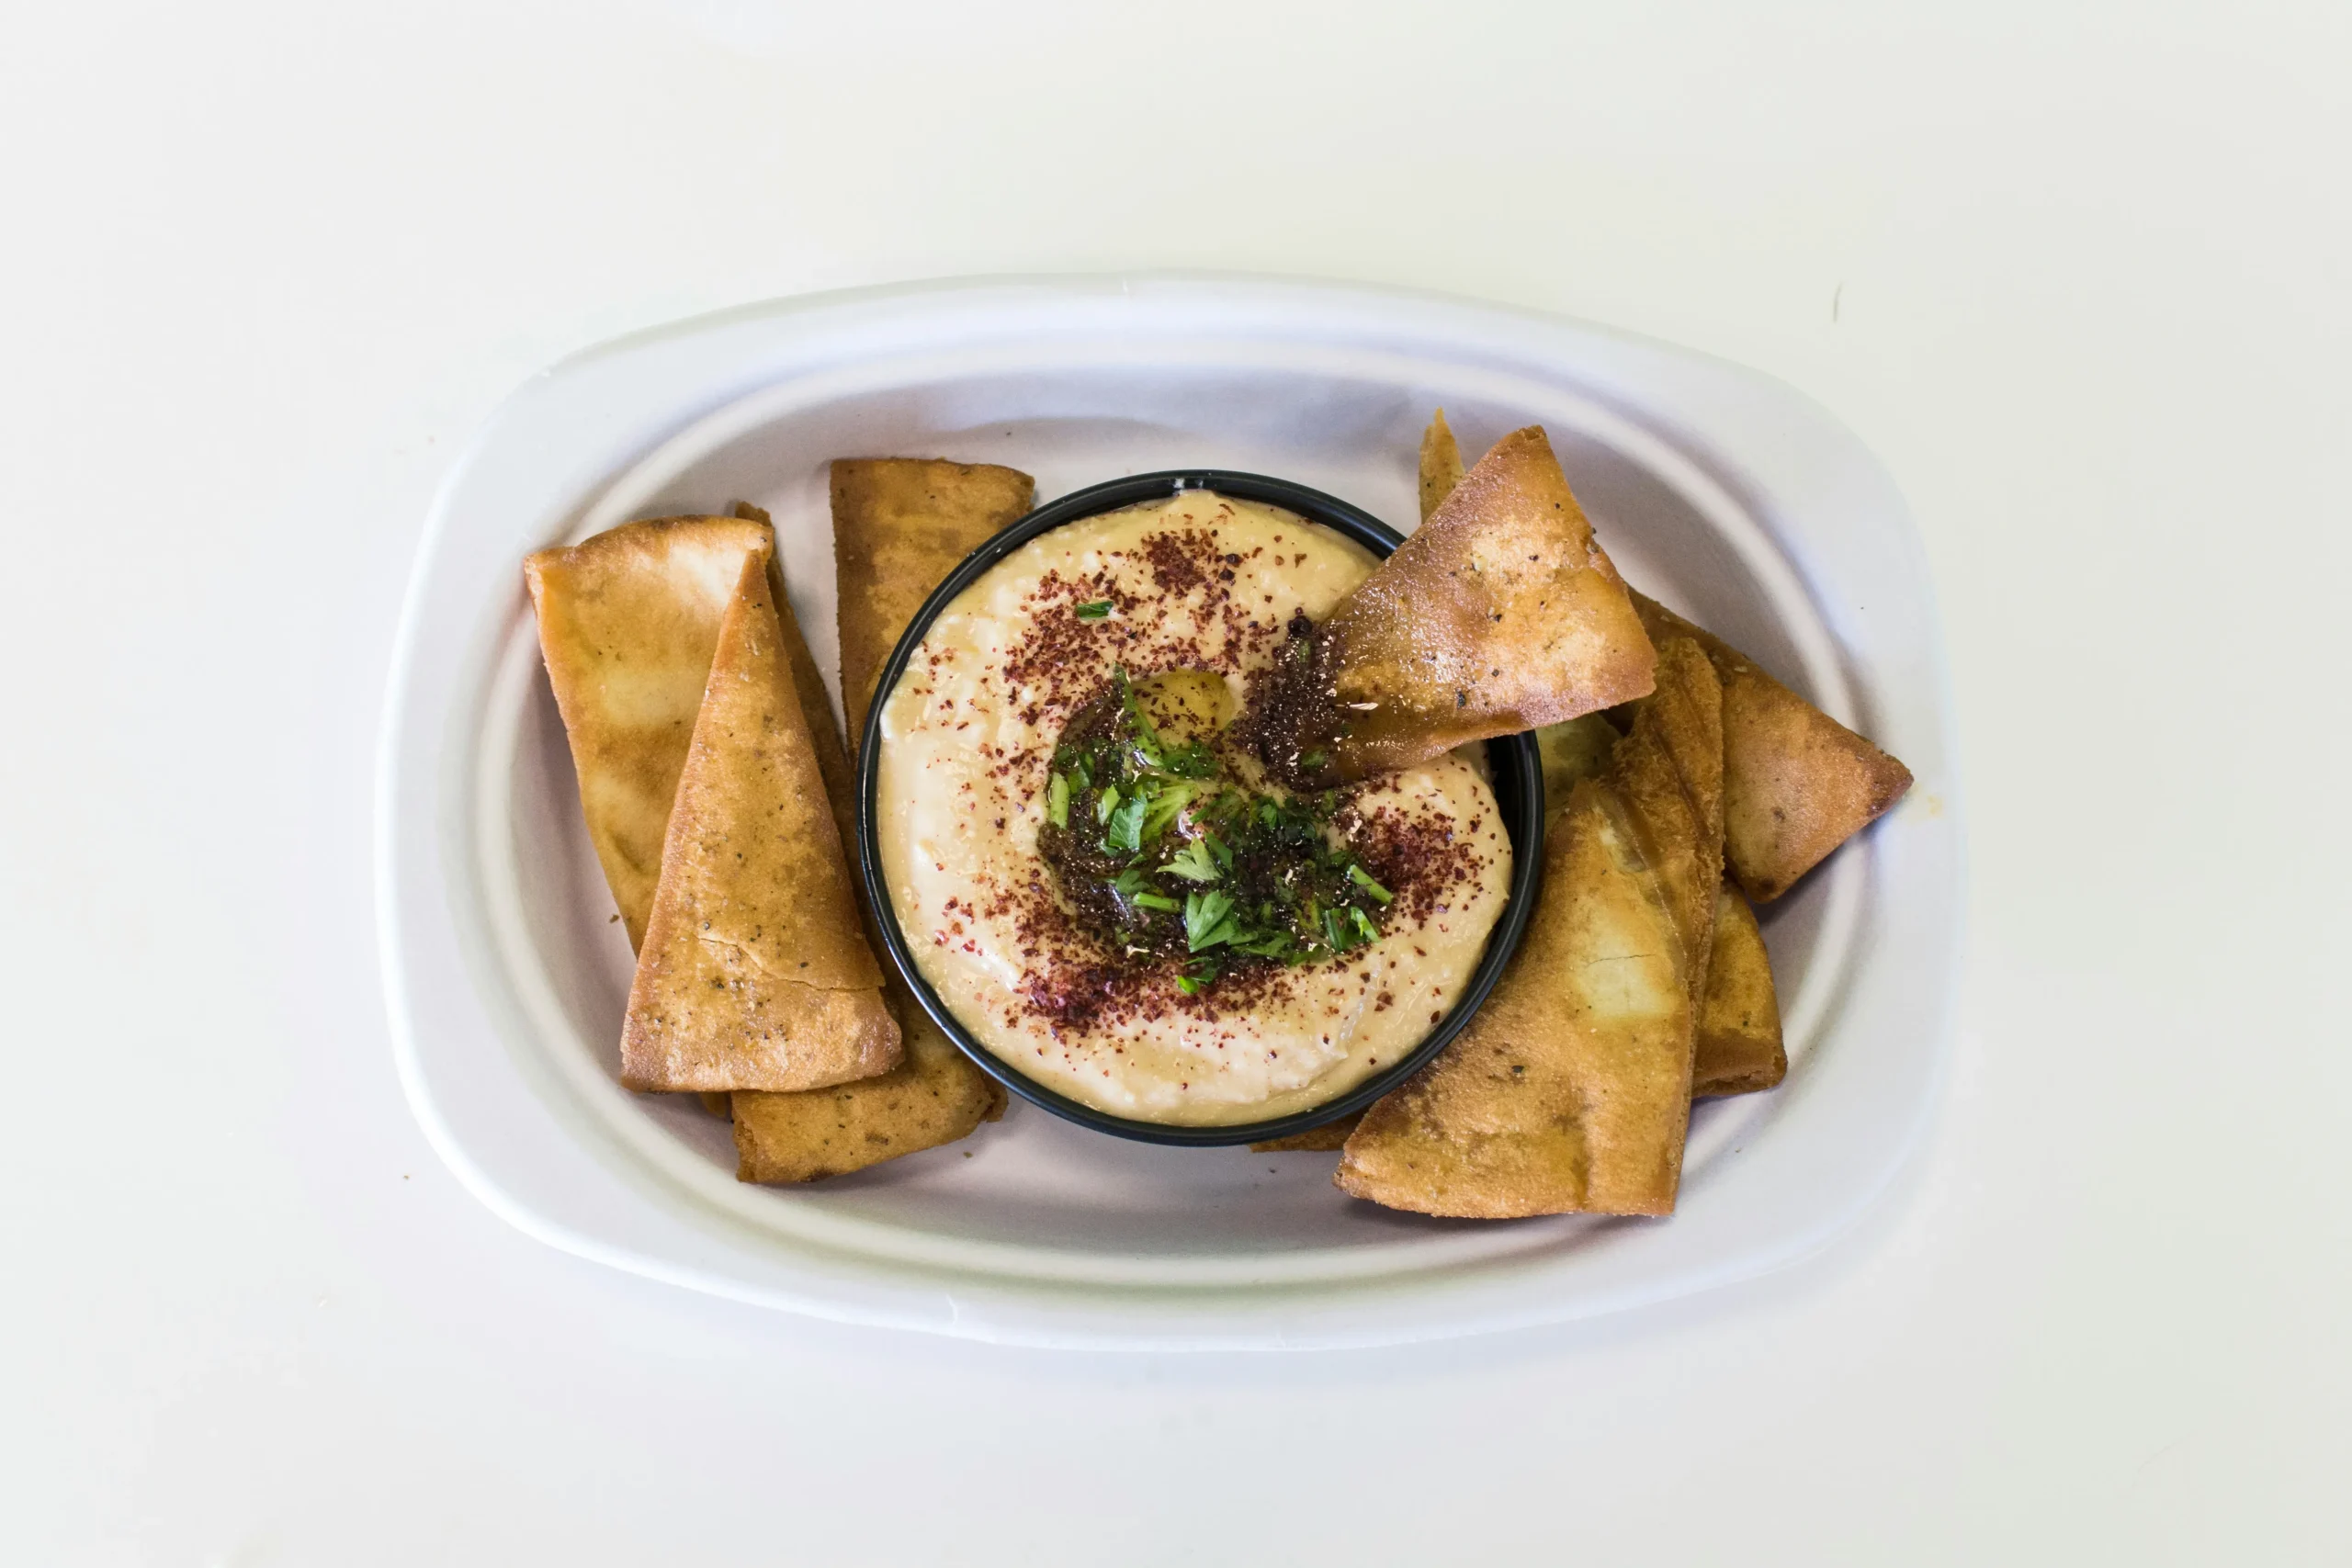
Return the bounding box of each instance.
[6,3,2346,1562]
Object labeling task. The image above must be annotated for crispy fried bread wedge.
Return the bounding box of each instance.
[1418,407,1464,524]
[1693,884,1786,1096]
[733,992,1001,1181]
[1336,641,1723,1217]
[621,553,900,1092]
[1632,592,1911,901]
[1300,426,1656,781]
[1611,638,1726,1002]
[1539,708,1783,1098]
[729,468,1026,1176]
[1536,711,1623,825]
[524,516,774,947]
[1411,412,1908,904]
[831,459,1035,744]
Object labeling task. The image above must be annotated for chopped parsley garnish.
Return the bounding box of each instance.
[1102,790,1148,855]
[1035,668,1393,993]
[1163,838,1222,883]
[1184,888,1238,952]
[1074,599,1114,620]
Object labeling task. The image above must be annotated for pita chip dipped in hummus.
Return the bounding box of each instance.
[620,549,900,1093]
[1269,425,1657,784]
[1336,638,1724,1217]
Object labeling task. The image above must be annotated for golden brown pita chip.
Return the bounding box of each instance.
[1418,408,1464,524]
[1632,592,1911,901]
[831,458,1034,746]
[620,553,899,1092]
[1693,884,1785,1097]
[1536,712,1622,825]
[733,994,1004,1182]
[1611,638,1726,999]
[1307,426,1657,780]
[1335,642,1723,1218]
[524,516,774,947]
[1414,411,1905,903]
[1544,686,1781,1097]
[720,469,1028,1173]
[1250,1114,1360,1153]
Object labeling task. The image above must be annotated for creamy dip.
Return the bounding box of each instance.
[874,491,1511,1125]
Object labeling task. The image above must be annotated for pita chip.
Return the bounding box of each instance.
[1336,640,1723,1217]
[831,458,1034,745]
[1536,711,1623,823]
[1632,592,1911,901]
[1610,637,1727,998]
[1692,884,1786,1097]
[725,466,1032,1173]
[733,993,1002,1182]
[1418,408,1464,524]
[1295,425,1657,781]
[620,552,900,1092]
[524,516,774,947]
[1413,412,1908,902]
[1539,708,1782,1098]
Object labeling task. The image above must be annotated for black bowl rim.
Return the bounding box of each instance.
[853,469,1544,1148]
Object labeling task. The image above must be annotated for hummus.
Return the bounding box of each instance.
[874,491,1512,1125]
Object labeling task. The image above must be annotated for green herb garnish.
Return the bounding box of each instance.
[1185,888,1238,952]
[1102,788,1148,855]
[1075,600,1114,620]
[1034,668,1394,992]
[1162,839,1222,883]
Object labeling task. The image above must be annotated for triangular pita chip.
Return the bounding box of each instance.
[733,992,1002,1181]
[621,553,899,1092]
[1336,640,1724,1216]
[1418,407,1464,524]
[1304,425,1657,780]
[1632,592,1911,901]
[524,516,773,947]
[1610,637,1726,1000]
[1537,706,1782,1099]
[1411,412,1909,903]
[1692,884,1785,1097]
[831,458,1034,745]
[727,468,1032,1170]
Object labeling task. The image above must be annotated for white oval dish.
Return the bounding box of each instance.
[378,274,1962,1349]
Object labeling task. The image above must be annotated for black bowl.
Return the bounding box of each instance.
[854,470,1544,1147]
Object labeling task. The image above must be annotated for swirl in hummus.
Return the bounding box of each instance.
[874,491,1511,1125]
